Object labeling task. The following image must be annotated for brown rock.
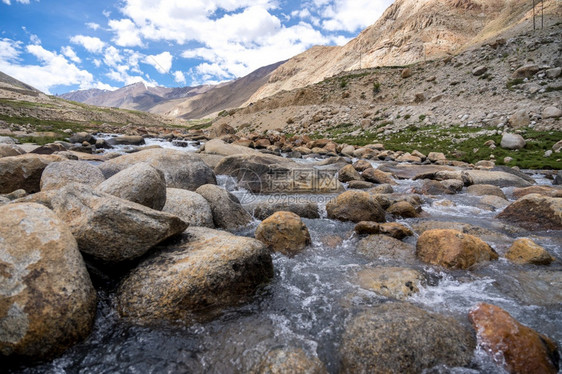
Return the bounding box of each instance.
[0,144,25,158]
[209,123,236,138]
[468,303,559,374]
[0,203,96,360]
[117,227,273,325]
[354,221,380,235]
[357,267,423,300]
[362,168,395,184]
[357,234,415,262]
[338,164,362,183]
[40,160,105,191]
[497,194,562,231]
[196,184,253,231]
[255,211,311,256]
[401,68,412,78]
[512,186,562,199]
[386,201,419,218]
[326,190,386,223]
[162,188,214,228]
[352,160,372,172]
[347,180,374,189]
[254,138,271,149]
[0,154,64,194]
[416,229,498,269]
[467,184,506,199]
[511,64,539,79]
[379,222,414,240]
[505,238,554,265]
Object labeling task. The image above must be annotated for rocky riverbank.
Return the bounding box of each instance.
[1,132,561,373]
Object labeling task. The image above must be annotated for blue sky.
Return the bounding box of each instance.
[0,0,394,94]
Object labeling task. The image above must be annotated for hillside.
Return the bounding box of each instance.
[0,72,194,143]
[246,0,562,103]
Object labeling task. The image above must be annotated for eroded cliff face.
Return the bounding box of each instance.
[246,0,560,104]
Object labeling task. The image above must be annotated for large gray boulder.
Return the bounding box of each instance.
[19,183,187,262]
[98,148,216,191]
[0,203,96,360]
[40,160,105,191]
[204,138,261,156]
[464,170,532,188]
[96,163,166,210]
[0,154,64,194]
[162,188,214,228]
[196,184,253,230]
[340,303,475,374]
[117,227,273,325]
[500,133,526,150]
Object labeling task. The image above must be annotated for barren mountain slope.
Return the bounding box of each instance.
[247,0,561,104]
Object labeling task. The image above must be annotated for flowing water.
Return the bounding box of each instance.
[8,138,562,373]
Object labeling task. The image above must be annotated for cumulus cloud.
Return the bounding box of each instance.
[315,0,393,33]
[61,46,81,63]
[70,35,106,54]
[0,39,95,94]
[108,18,143,47]
[144,51,173,74]
[2,0,32,5]
[86,22,101,30]
[173,70,186,84]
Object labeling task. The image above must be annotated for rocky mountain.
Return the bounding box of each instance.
[246,0,561,103]
[62,61,284,120]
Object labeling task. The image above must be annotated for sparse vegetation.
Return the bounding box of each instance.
[506,78,524,90]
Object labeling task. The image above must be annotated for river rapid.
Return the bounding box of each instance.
[8,136,561,374]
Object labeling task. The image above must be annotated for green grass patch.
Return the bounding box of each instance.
[506,78,524,90]
[545,85,562,92]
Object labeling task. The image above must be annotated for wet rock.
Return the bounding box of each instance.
[418,180,456,195]
[251,347,327,374]
[386,201,419,218]
[340,303,475,374]
[196,184,253,231]
[106,135,145,146]
[98,148,216,191]
[347,180,374,189]
[0,203,96,360]
[96,163,166,211]
[23,183,187,262]
[351,159,372,172]
[467,184,506,199]
[396,153,422,163]
[162,188,214,228]
[117,227,273,325]
[411,220,510,242]
[379,222,414,240]
[354,221,380,235]
[245,200,319,220]
[497,194,562,231]
[326,190,385,223]
[30,143,67,155]
[367,184,394,194]
[468,303,559,374]
[357,234,415,262]
[416,229,498,269]
[479,195,510,210]
[501,133,526,150]
[505,238,554,265]
[69,132,95,144]
[40,160,105,191]
[362,168,395,184]
[498,270,562,306]
[356,267,423,300]
[464,170,532,188]
[512,186,562,199]
[338,164,362,183]
[0,154,64,194]
[440,179,464,193]
[255,211,311,257]
[0,144,25,158]
[0,136,16,144]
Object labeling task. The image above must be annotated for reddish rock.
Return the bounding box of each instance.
[469,303,559,374]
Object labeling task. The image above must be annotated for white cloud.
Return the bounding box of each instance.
[173,70,186,84]
[108,18,143,47]
[86,22,100,31]
[144,51,172,74]
[0,40,95,94]
[61,46,81,63]
[2,0,33,4]
[70,35,106,54]
[103,45,123,68]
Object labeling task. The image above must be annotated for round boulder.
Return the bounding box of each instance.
[500,133,526,150]
[0,203,96,360]
[340,302,475,373]
[505,238,554,265]
[362,168,395,184]
[338,164,362,183]
[40,160,105,191]
[356,267,424,300]
[162,188,214,228]
[386,201,419,218]
[196,184,253,231]
[416,229,499,269]
[326,190,386,223]
[255,211,311,256]
[467,184,506,199]
[0,154,64,194]
[496,193,562,231]
[469,303,559,374]
[117,227,273,325]
[98,148,216,191]
[96,163,166,210]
